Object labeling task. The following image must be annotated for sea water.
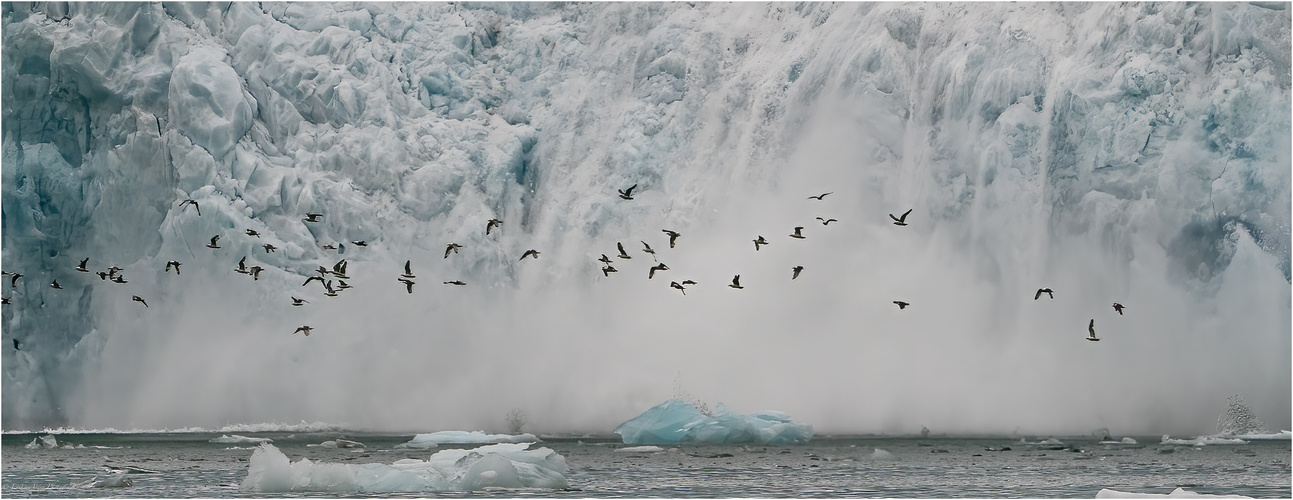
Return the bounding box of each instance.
[2,433,1288,498]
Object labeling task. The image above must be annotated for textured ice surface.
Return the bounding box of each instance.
[1,2,1289,433]
[1160,435,1248,446]
[210,434,273,444]
[615,399,813,444]
[239,442,568,493]
[395,431,538,449]
[1096,487,1253,498]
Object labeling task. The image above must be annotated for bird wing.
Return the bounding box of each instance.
[900,208,912,221]
[626,184,637,195]
[405,260,412,274]
[733,275,740,286]
[1034,289,1042,300]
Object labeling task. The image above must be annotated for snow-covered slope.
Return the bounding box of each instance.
[2,3,1288,433]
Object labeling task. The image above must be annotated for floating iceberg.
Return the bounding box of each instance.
[615,399,813,445]
[307,439,365,448]
[1233,430,1291,440]
[1096,487,1252,498]
[24,435,58,449]
[76,472,133,489]
[239,442,568,493]
[870,448,897,461]
[614,445,664,453]
[210,434,273,444]
[395,431,538,449]
[1099,437,1139,445]
[1160,435,1248,446]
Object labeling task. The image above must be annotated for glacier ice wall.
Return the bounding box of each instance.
[2,2,1288,434]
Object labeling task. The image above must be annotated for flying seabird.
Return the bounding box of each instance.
[680,279,697,286]
[649,263,669,279]
[332,260,348,278]
[444,280,467,286]
[729,275,743,289]
[792,266,804,279]
[291,297,308,306]
[754,236,769,251]
[263,244,276,253]
[322,244,337,251]
[96,271,108,280]
[315,266,330,277]
[235,257,249,274]
[1087,319,1099,341]
[206,235,221,249]
[179,199,201,215]
[294,326,313,336]
[50,280,62,289]
[249,266,263,281]
[76,258,89,272]
[323,280,338,296]
[9,273,21,287]
[246,229,261,237]
[520,249,541,260]
[165,261,181,275]
[401,260,416,279]
[302,276,325,287]
[816,217,838,225]
[445,243,463,258]
[132,295,148,307]
[303,213,322,222]
[1034,288,1054,300]
[641,241,657,260]
[808,192,833,200]
[670,281,687,295]
[790,227,805,239]
[351,240,367,247]
[1,297,8,304]
[112,275,127,284]
[486,218,502,235]
[336,280,351,290]
[618,184,637,200]
[890,209,912,226]
[894,301,910,310]
[398,278,415,294]
[598,254,613,265]
[616,242,632,259]
[662,230,680,248]
[602,265,617,276]
[1112,303,1125,315]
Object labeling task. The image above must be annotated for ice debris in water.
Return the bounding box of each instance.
[210,434,273,444]
[1096,487,1252,498]
[614,445,664,453]
[239,442,568,493]
[306,439,364,448]
[76,472,133,489]
[1160,435,1248,446]
[395,431,539,449]
[24,435,58,449]
[870,448,897,461]
[615,399,813,445]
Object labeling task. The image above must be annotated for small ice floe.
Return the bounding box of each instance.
[239,442,568,493]
[614,445,664,453]
[1099,437,1139,445]
[1023,437,1068,450]
[395,431,538,449]
[102,465,161,474]
[76,472,133,488]
[307,439,365,448]
[869,448,897,461]
[1160,435,1248,446]
[225,446,255,450]
[210,434,273,444]
[25,435,59,449]
[1233,430,1291,440]
[1095,487,1252,498]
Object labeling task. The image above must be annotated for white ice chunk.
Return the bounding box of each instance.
[210,434,274,444]
[1095,487,1253,498]
[870,448,897,460]
[615,399,813,445]
[395,431,538,449]
[614,445,664,453]
[1160,435,1248,446]
[167,47,254,161]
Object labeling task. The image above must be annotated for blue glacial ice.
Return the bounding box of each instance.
[239,442,568,493]
[615,399,813,445]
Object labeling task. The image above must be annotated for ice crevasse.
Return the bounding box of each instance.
[239,442,569,493]
[615,399,813,444]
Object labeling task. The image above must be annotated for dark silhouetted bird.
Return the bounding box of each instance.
[1087,319,1099,341]
[487,218,502,235]
[662,230,680,248]
[618,184,637,200]
[399,278,415,294]
[792,266,804,279]
[444,280,467,286]
[96,271,108,280]
[816,217,837,225]
[303,213,322,222]
[112,275,127,284]
[598,254,614,265]
[351,240,367,247]
[894,301,910,310]
[323,280,338,297]
[649,263,669,279]
[336,280,351,290]
[670,281,687,295]
[729,275,743,289]
[165,261,181,275]
[76,258,89,272]
[401,260,415,279]
[790,227,805,239]
[249,266,263,281]
[291,297,308,306]
[890,209,912,226]
[303,276,325,287]
[206,235,221,248]
[179,199,200,216]
[1035,288,1054,300]
[641,241,657,260]
[7,273,18,287]
[246,229,260,237]
[601,265,617,276]
[1112,303,1125,315]
[235,257,249,274]
[754,236,769,251]
[332,260,348,278]
[50,280,62,289]
[132,295,148,307]
[322,244,337,251]
[681,279,697,286]
[1,297,8,305]
[445,243,462,258]
[295,326,313,336]
[520,249,540,260]
[107,266,123,278]
[263,244,276,253]
[808,192,832,200]
[616,242,632,259]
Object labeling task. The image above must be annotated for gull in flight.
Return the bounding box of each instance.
[1034,288,1054,300]
[206,235,221,249]
[291,297,308,306]
[235,256,249,274]
[76,258,89,272]
[662,229,680,248]
[792,266,804,279]
[401,260,416,279]
[789,227,805,239]
[249,266,263,281]
[444,280,467,286]
[808,192,832,200]
[729,275,743,289]
[669,281,687,295]
[165,261,181,275]
[890,209,912,226]
[399,278,415,294]
[598,254,613,265]
[295,326,313,336]
[1087,319,1099,341]
[445,243,462,259]
[816,217,838,225]
[132,295,148,307]
[351,240,367,247]
[753,236,769,251]
[486,218,502,235]
[894,301,910,310]
[1112,303,1125,315]
[649,263,669,279]
[618,184,637,200]
[263,244,276,253]
[601,265,618,276]
[245,229,260,238]
[641,241,657,260]
[520,249,540,260]
[50,280,62,289]
[179,199,200,215]
[616,242,632,259]
[303,213,322,222]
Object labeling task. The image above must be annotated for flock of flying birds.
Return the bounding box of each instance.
[2,188,1126,345]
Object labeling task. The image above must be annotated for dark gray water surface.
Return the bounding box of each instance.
[2,433,1289,497]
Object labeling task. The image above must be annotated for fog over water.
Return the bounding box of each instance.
[2,2,1288,436]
